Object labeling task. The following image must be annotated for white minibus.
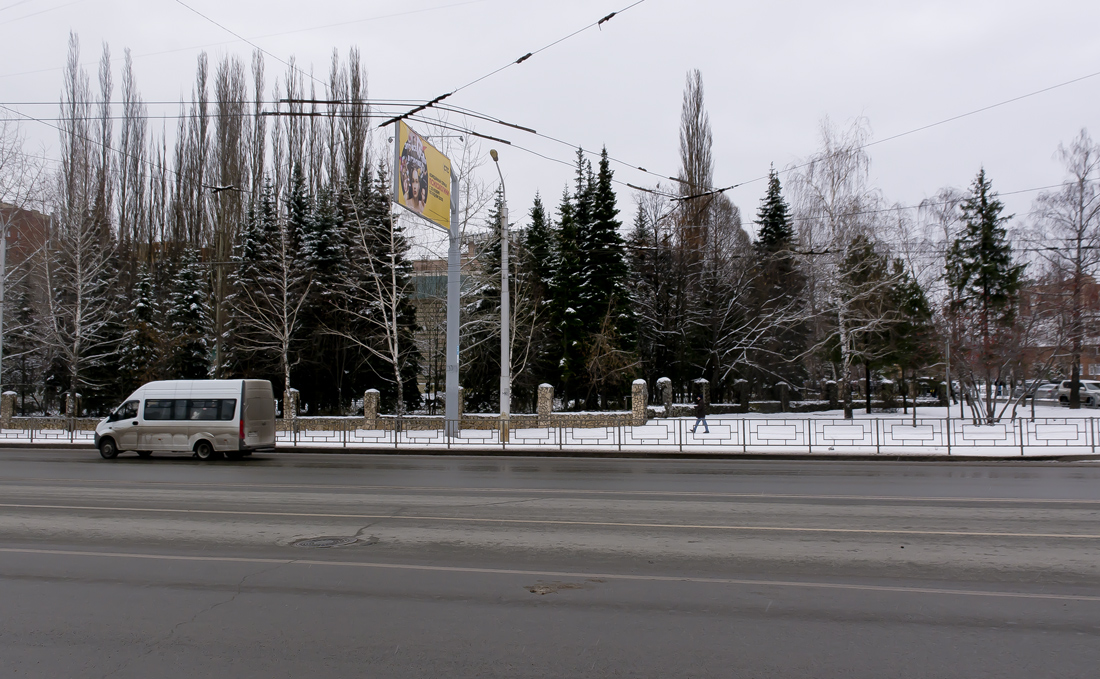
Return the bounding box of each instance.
[94,380,276,460]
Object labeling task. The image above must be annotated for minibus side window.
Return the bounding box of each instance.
[188,400,220,420]
[219,399,237,421]
[173,400,188,420]
[143,399,174,421]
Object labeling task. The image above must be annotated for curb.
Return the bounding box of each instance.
[5,441,1098,463]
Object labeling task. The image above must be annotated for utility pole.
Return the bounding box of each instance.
[0,213,8,393]
[444,169,461,436]
[490,150,510,442]
[205,184,239,379]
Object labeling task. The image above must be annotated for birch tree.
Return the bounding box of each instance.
[230,180,311,401]
[338,165,421,418]
[1029,130,1100,408]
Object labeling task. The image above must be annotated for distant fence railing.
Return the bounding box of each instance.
[269,416,1097,455]
[3,417,1097,455]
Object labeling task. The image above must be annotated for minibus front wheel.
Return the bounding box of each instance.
[194,440,222,461]
[98,438,119,459]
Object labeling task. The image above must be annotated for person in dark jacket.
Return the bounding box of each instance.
[691,395,710,434]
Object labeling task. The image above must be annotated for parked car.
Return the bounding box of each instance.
[1032,383,1059,402]
[1055,380,1100,407]
[1013,380,1051,399]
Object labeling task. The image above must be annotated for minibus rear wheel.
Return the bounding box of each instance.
[194,440,222,461]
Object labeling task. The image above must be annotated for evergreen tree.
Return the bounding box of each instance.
[549,172,586,407]
[513,193,559,404]
[345,162,421,414]
[835,234,894,414]
[295,182,353,413]
[581,148,636,407]
[751,167,807,387]
[885,259,938,392]
[945,168,1024,421]
[118,265,162,392]
[754,166,794,253]
[462,188,504,411]
[165,249,211,380]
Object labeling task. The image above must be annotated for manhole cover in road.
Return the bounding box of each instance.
[293,537,359,549]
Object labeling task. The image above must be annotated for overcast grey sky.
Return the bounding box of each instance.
[2,0,1099,234]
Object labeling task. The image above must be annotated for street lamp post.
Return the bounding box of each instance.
[489,150,510,441]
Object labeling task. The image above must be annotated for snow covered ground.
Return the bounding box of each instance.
[6,404,1099,458]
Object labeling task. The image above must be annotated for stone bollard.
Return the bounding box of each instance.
[693,378,710,406]
[65,392,81,419]
[937,381,949,407]
[1,391,15,429]
[284,389,299,420]
[776,382,790,412]
[364,389,380,429]
[825,380,839,409]
[656,377,673,416]
[632,379,648,426]
[537,384,554,427]
[733,379,749,413]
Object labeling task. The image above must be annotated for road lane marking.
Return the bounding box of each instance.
[3,478,1099,505]
[0,502,1097,539]
[2,546,1099,603]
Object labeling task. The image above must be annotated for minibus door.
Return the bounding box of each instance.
[107,400,141,449]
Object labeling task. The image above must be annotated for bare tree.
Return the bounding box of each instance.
[38,34,119,412]
[117,49,148,264]
[338,181,419,419]
[231,182,311,401]
[789,117,895,417]
[1028,130,1100,408]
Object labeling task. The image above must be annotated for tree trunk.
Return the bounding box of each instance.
[865,359,872,414]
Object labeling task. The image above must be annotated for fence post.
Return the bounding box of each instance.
[807,419,812,454]
[742,419,747,454]
[875,418,881,455]
[1092,417,1096,455]
[946,417,951,456]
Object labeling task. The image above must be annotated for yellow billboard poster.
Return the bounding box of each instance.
[394,121,452,230]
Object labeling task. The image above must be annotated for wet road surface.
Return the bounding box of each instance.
[2,447,1099,677]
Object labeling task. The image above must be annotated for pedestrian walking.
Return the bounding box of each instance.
[692,395,710,434]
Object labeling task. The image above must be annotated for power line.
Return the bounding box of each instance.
[378,0,648,128]
[173,0,324,91]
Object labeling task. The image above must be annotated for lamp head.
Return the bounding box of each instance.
[489,149,499,163]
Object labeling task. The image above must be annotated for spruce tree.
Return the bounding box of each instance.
[754,167,794,253]
[118,265,162,392]
[462,188,504,411]
[549,178,585,407]
[165,249,212,380]
[945,168,1024,421]
[751,167,807,388]
[582,148,635,406]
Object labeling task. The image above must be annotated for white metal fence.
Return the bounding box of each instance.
[5,417,1097,455]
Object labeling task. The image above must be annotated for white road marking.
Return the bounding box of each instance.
[0,502,1096,539]
[2,546,1098,602]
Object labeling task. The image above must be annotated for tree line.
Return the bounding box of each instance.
[0,40,1097,423]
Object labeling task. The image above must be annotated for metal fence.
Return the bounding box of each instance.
[4,417,1097,455]
[266,416,1100,455]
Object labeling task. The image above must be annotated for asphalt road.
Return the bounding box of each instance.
[2,447,1100,678]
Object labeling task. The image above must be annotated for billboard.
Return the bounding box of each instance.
[393,121,452,230]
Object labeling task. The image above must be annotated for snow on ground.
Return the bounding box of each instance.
[7,402,1100,458]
